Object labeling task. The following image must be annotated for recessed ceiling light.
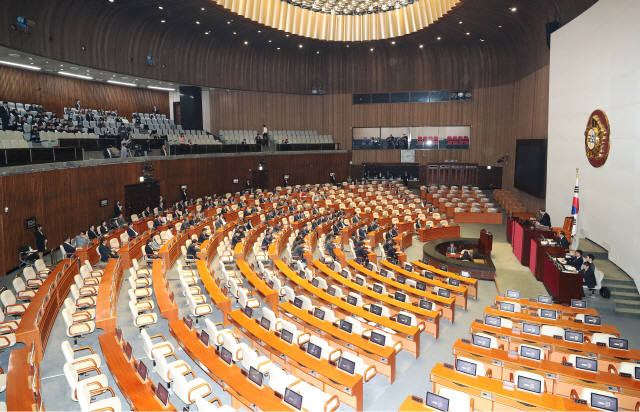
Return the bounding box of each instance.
[268,40,272,42]
[205,31,209,34]
[480,39,485,42]
[161,20,165,23]
[277,47,281,50]
[8,53,20,57]
[391,41,395,44]
[70,67,79,70]
[316,51,320,54]
[286,34,289,37]
[59,72,93,80]
[437,37,441,40]
[28,57,32,60]
[258,30,261,33]
[299,44,303,48]
[244,41,248,45]
[419,45,423,48]
[346,45,349,47]
[158,6,163,9]
[233,32,236,34]
[227,21,231,24]
[511,7,517,11]
[459,21,462,24]
[466,32,470,35]
[201,7,204,10]
[109,0,114,2]
[148,85,175,91]
[107,80,136,87]
[498,25,502,27]
[370,48,374,51]
[196,21,200,24]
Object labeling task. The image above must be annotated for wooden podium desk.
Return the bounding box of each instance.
[452,339,640,409]
[99,333,176,411]
[347,261,455,324]
[228,310,362,410]
[543,255,584,305]
[511,218,554,266]
[470,320,640,372]
[279,301,397,384]
[274,260,422,358]
[483,307,620,338]
[381,261,468,311]
[411,261,478,300]
[312,260,440,339]
[237,259,279,313]
[529,237,565,281]
[429,363,596,412]
[152,259,179,322]
[169,320,297,412]
[6,346,40,412]
[494,295,599,317]
[196,259,232,325]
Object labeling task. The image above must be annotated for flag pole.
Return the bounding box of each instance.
[571,168,579,237]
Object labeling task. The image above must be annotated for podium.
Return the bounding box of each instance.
[478,229,493,256]
[511,217,553,266]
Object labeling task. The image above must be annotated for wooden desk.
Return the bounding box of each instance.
[95,259,123,332]
[234,225,266,261]
[381,261,468,311]
[119,233,151,270]
[452,339,640,409]
[99,332,177,411]
[483,307,620,338]
[543,255,584,305]
[6,346,40,412]
[159,233,187,269]
[228,309,363,410]
[418,226,461,243]
[398,396,432,411]
[169,320,296,412]
[269,227,292,261]
[429,363,596,411]
[279,301,397,384]
[152,259,179,322]
[237,260,279,313]
[347,261,455,324]
[453,210,503,224]
[530,237,565,281]
[411,260,478,300]
[313,260,440,339]
[196,259,232,325]
[274,260,422,358]
[512,218,554,266]
[494,295,598,317]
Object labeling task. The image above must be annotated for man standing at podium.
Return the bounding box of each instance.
[538,208,551,227]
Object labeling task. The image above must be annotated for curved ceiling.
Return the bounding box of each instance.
[211,0,463,41]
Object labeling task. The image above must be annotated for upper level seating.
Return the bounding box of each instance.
[272,130,334,144]
[218,130,258,144]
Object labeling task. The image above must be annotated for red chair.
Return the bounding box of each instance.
[463,136,469,148]
[446,136,453,149]
[433,136,439,148]
[417,136,424,148]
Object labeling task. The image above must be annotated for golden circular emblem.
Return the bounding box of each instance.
[584,109,610,168]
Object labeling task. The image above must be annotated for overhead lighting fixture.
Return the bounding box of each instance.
[227,21,231,24]
[0,60,41,70]
[148,85,175,91]
[201,7,204,10]
[459,21,462,24]
[391,41,395,44]
[281,0,417,15]
[316,51,320,54]
[370,48,374,51]
[511,7,516,11]
[107,80,136,87]
[233,32,236,34]
[480,39,485,42]
[466,32,470,35]
[158,6,163,9]
[277,47,281,50]
[161,20,165,23]
[196,21,200,24]
[419,44,423,48]
[244,41,248,45]
[59,71,93,80]
[346,45,349,47]
[299,44,303,48]
[437,37,441,40]
[268,40,272,42]
[205,31,210,34]
[258,30,261,33]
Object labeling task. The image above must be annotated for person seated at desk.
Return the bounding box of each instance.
[579,262,597,297]
[325,234,339,260]
[99,220,109,235]
[62,236,77,258]
[585,254,596,272]
[126,224,139,238]
[357,225,368,240]
[351,214,361,224]
[557,231,570,249]
[98,237,118,262]
[115,213,126,228]
[291,233,305,250]
[198,228,210,244]
[142,207,152,218]
[567,249,584,270]
[538,208,551,227]
[291,244,306,263]
[261,232,274,250]
[446,242,458,254]
[144,238,159,259]
[461,250,472,262]
[73,231,90,249]
[186,241,199,260]
[383,238,398,260]
[88,225,99,240]
[388,224,399,238]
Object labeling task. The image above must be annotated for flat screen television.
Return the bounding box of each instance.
[514,139,547,199]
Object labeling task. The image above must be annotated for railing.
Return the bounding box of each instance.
[276,143,340,151]
[169,144,262,155]
[0,147,81,166]
[57,138,166,152]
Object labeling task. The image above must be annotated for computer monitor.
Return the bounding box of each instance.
[339,320,353,334]
[369,304,383,316]
[341,269,350,279]
[327,286,337,296]
[125,342,133,361]
[517,375,542,394]
[156,383,169,407]
[575,356,598,372]
[423,271,434,280]
[200,330,210,346]
[396,275,406,285]
[346,295,357,306]
[472,334,491,349]
[293,297,303,308]
[416,281,427,291]
[455,359,477,376]
[499,301,515,312]
[506,290,520,299]
[372,284,383,294]
[635,366,640,380]
[355,277,364,286]
[397,313,412,326]
[448,278,460,287]
[422,258,430,265]
[520,346,542,361]
[522,323,540,336]
[220,347,232,365]
[439,264,448,272]
[244,306,253,318]
[571,299,586,309]
[484,315,501,328]
[313,308,325,320]
[307,342,322,359]
[183,316,193,330]
[394,291,406,302]
[438,288,451,298]
[425,392,449,412]
[404,263,413,272]
[248,366,264,387]
[298,270,305,278]
[539,309,557,319]
[311,278,319,288]
[583,315,601,325]
[366,263,374,271]
[419,299,433,311]
[260,316,271,331]
[281,329,294,344]
[284,387,303,410]
[370,331,386,346]
[267,280,274,289]
[337,357,356,375]
[380,269,389,278]
[609,337,628,350]
[137,360,148,381]
[565,331,584,343]
[590,393,618,412]
[461,271,471,278]
[537,295,553,304]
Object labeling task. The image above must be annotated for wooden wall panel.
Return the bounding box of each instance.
[0,152,350,273]
[0,66,169,118]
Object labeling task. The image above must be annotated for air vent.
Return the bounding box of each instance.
[8,53,20,57]
[121,76,128,79]
[70,67,79,70]
[44,69,55,72]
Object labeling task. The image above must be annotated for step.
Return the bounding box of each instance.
[608,291,640,301]
[601,278,636,287]
[613,299,640,309]
[584,297,617,315]
[600,283,639,293]
[614,307,640,319]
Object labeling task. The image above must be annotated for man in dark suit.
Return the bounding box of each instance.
[579,262,597,296]
[557,231,570,249]
[389,224,399,238]
[567,250,584,270]
[98,237,118,262]
[181,188,188,202]
[0,102,10,131]
[152,106,160,115]
[115,213,126,227]
[186,241,199,260]
[539,209,551,227]
[62,236,77,258]
[88,225,99,240]
[160,145,168,156]
[231,230,244,248]
[355,244,370,265]
[383,238,398,260]
[446,242,458,254]
[144,239,158,259]
[357,225,367,240]
[143,207,152,218]
[126,224,139,238]
[153,216,163,229]
[158,195,165,211]
[75,100,81,110]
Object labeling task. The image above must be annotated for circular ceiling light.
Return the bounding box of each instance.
[279,0,416,15]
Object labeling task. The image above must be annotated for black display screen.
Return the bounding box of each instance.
[284,388,303,410]
[281,329,294,344]
[370,331,386,346]
[313,308,325,320]
[514,139,547,199]
[293,297,303,308]
[337,356,356,374]
[248,366,264,387]
[307,342,322,359]
[425,392,449,412]
[484,315,501,327]
[517,376,542,394]
[339,320,353,333]
[455,359,477,376]
[397,313,411,326]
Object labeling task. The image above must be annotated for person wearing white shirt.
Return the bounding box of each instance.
[165,227,174,241]
[262,124,268,146]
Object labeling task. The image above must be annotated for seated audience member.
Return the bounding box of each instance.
[579,262,597,297]
[116,213,127,227]
[144,239,159,259]
[62,236,77,258]
[99,220,109,235]
[73,231,90,249]
[160,145,168,156]
[355,243,370,265]
[88,225,100,240]
[461,250,472,262]
[198,228,210,244]
[567,249,584,270]
[143,206,152,218]
[165,226,175,241]
[557,231,570,249]
[126,224,139,238]
[186,241,199,260]
[585,254,596,272]
[383,238,398,260]
[98,237,118,262]
[446,242,458,254]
